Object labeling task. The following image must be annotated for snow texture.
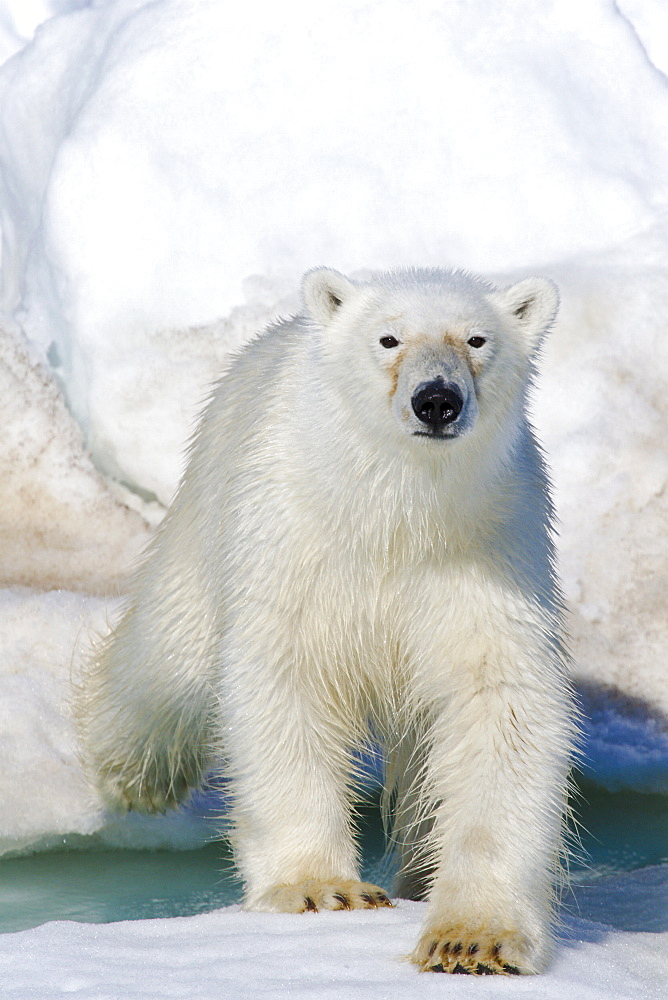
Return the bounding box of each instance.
[0,323,150,593]
[0,589,107,855]
[0,899,667,1000]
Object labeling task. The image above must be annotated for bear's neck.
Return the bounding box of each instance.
[292,403,532,565]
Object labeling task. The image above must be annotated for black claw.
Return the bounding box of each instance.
[304,896,317,912]
[427,941,438,959]
[430,963,445,973]
[332,892,351,909]
[467,943,479,956]
[360,892,377,907]
[502,963,521,975]
[375,892,392,906]
[452,963,471,975]
[476,963,495,976]
[452,942,462,955]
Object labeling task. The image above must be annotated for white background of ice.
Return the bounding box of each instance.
[0,0,666,994]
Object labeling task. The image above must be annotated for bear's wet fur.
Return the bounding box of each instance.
[80,267,578,974]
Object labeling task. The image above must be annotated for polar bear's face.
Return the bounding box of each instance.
[302,268,558,446]
[373,311,483,442]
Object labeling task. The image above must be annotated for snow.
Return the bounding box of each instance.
[1,898,668,1000]
[2,0,668,505]
[0,0,665,992]
[0,322,151,594]
[0,589,106,855]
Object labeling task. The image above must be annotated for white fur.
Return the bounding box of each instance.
[80,267,577,975]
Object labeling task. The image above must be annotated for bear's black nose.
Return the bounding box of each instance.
[411,379,463,430]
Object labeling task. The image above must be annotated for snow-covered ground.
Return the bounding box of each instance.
[2,897,667,1000]
[0,0,666,995]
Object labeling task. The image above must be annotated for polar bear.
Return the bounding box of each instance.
[80,267,577,975]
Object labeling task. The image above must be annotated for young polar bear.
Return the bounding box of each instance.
[80,267,577,976]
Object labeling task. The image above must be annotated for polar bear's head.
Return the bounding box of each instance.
[302,267,558,447]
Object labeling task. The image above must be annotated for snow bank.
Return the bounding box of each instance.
[1,899,666,1000]
[537,238,668,786]
[540,241,668,716]
[0,322,151,594]
[1,0,667,501]
[0,588,106,854]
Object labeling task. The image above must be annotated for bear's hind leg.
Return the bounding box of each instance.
[79,596,218,814]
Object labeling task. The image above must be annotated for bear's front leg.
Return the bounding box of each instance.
[409,658,575,975]
[222,644,391,913]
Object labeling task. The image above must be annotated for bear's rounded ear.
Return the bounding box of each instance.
[301,268,356,326]
[491,277,559,354]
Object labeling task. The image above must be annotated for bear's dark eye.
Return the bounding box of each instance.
[467,336,487,349]
[380,335,399,349]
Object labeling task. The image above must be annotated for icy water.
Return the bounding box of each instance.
[1,782,666,935]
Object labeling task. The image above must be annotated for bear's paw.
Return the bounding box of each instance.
[251,880,393,913]
[96,754,203,815]
[413,926,535,975]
